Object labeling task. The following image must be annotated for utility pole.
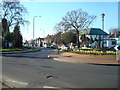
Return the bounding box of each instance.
[100,13,105,48]
[33,16,41,46]
[100,13,105,31]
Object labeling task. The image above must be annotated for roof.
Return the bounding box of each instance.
[81,28,108,35]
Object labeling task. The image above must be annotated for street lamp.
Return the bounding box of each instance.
[33,16,41,46]
[100,13,105,31]
[100,13,105,48]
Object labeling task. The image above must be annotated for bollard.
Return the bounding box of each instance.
[116,50,120,62]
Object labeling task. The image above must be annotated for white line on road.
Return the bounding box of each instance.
[6,79,28,85]
[43,85,59,88]
[4,79,28,88]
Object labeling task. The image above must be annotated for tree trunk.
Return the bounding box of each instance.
[2,18,9,49]
[76,30,80,49]
[2,37,5,49]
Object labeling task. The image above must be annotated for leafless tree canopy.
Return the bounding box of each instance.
[54,9,96,48]
[55,9,96,33]
[109,28,120,34]
[1,0,28,28]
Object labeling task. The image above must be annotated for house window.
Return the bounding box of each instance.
[103,41,106,44]
[112,41,116,45]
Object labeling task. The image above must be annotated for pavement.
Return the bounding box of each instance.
[0,81,10,88]
[49,52,120,66]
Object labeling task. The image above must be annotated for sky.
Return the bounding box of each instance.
[20,1,118,41]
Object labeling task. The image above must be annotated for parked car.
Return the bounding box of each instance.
[51,45,58,49]
[108,45,120,51]
[44,44,51,48]
[60,45,69,50]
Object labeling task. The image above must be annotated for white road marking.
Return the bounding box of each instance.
[6,79,28,85]
[43,85,59,88]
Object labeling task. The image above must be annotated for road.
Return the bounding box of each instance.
[2,48,119,88]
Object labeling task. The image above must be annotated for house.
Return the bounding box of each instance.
[26,37,44,47]
[80,28,109,48]
[108,31,120,48]
[34,37,44,47]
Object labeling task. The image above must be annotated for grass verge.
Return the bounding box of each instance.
[0,48,23,52]
[0,47,40,52]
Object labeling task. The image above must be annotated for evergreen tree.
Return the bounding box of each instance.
[61,31,77,45]
[13,25,23,48]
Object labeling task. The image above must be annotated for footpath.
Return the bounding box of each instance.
[49,52,120,66]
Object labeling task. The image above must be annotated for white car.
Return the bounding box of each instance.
[114,45,120,51]
[44,44,51,48]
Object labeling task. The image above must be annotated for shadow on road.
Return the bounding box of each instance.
[2,54,51,60]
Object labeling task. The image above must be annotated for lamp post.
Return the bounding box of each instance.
[100,13,105,31]
[33,16,41,46]
[100,13,105,48]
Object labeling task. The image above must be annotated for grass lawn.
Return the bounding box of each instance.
[0,46,40,52]
[0,48,23,52]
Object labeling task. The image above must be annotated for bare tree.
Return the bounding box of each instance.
[109,28,120,35]
[55,9,96,48]
[1,0,28,29]
[0,0,28,48]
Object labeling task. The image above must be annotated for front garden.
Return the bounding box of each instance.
[67,49,116,55]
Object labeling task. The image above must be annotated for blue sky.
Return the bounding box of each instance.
[21,2,118,41]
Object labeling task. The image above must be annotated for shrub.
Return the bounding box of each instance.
[67,49,116,55]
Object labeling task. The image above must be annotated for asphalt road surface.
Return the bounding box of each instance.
[2,48,119,88]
